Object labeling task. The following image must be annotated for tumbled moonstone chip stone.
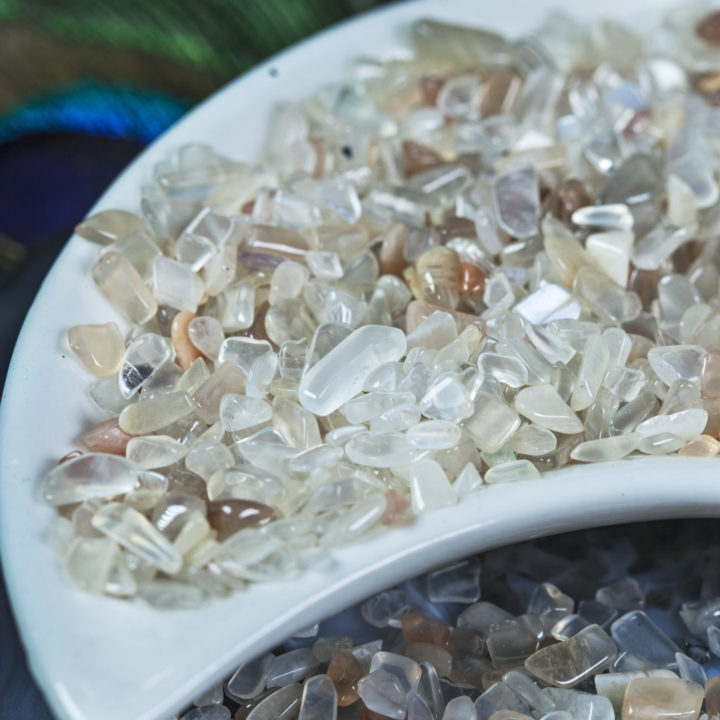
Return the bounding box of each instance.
[91,251,158,325]
[346,432,417,468]
[92,502,183,574]
[484,460,540,484]
[621,677,703,720]
[152,255,205,312]
[462,391,520,453]
[67,322,124,377]
[635,409,708,441]
[492,165,539,239]
[119,332,173,398]
[524,624,617,688]
[43,453,137,506]
[75,208,145,245]
[514,385,584,434]
[570,435,639,462]
[267,648,321,688]
[226,653,274,701]
[407,420,461,449]
[126,435,188,469]
[298,325,407,416]
[119,390,192,435]
[298,674,337,720]
[245,683,303,720]
[410,459,457,514]
[219,394,272,432]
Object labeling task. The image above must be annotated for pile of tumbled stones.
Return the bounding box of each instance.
[170,519,720,719]
[43,6,720,602]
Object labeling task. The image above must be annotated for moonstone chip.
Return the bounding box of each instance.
[152,255,205,312]
[43,453,137,506]
[67,322,125,377]
[586,231,632,287]
[569,435,639,462]
[502,671,554,714]
[514,385,583,434]
[298,325,407,416]
[454,462,484,496]
[219,394,272,432]
[675,653,706,688]
[634,409,708,441]
[524,625,617,688]
[267,649,321,688]
[188,316,225,361]
[126,435,188,469]
[245,683,303,720]
[298,674,337,720]
[346,432,418,468]
[571,333,609,411]
[180,706,230,720]
[218,337,273,375]
[492,165,539,239]
[701,350,720,397]
[91,251,158,324]
[462,391,520,453]
[514,284,579,325]
[92,502,182,574]
[357,669,409,719]
[410,459,457,513]
[407,691,435,720]
[119,332,173,398]
[475,682,531,718]
[478,353,528,388]
[621,678,703,720]
[443,696,477,719]
[610,611,681,666]
[119,391,192,435]
[594,669,677,711]
[370,651,422,692]
[484,460,540,484]
[75,209,145,245]
[64,536,121,593]
[420,373,474,422]
[226,653,274,701]
[571,203,633,231]
[407,420,462,449]
[510,425,557,456]
[544,688,614,720]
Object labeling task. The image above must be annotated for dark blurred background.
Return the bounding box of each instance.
[0,1,391,716]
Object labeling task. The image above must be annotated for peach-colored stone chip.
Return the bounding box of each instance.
[77,417,134,455]
[171,311,203,371]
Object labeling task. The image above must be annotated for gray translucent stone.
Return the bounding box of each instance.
[361,589,409,628]
[578,600,618,629]
[418,661,445,718]
[571,204,633,231]
[609,390,658,436]
[180,706,230,720]
[528,582,574,631]
[552,614,591,641]
[524,624,617,687]
[487,622,540,669]
[633,225,689,271]
[610,611,681,667]
[120,332,173,398]
[426,559,481,604]
[457,601,514,634]
[246,683,303,720]
[298,674,337,720]
[407,691,434,720]
[474,682,531,720]
[679,597,720,635]
[708,625,720,656]
[595,578,644,612]
[312,637,352,664]
[298,325,406,416]
[544,687,614,720]
[346,432,418,468]
[493,165,539,239]
[502,670,555,713]
[226,653,274,701]
[192,682,224,707]
[600,154,663,207]
[442,696,477,719]
[647,345,705,387]
[218,337,273,375]
[42,453,137,506]
[675,652,706,687]
[658,275,701,325]
[357,668,411,719]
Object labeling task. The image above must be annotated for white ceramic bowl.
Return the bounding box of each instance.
[2,1,719,719]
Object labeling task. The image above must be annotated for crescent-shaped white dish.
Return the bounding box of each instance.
[1,1,718,719]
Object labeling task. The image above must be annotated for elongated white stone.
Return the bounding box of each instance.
[219,394,272,432]
[407,420,462,449]
[346,432,418,468]
[635,409,708,441]
[647,345,705,387]
[126,435,188,470]
[514,284,579,325]
[514,385,584,434]
[43,453,137,506]
[410,459,457,514]
[462,391,520,453]
[571,203,633,231]
[298,674,337,720]
[586,231,633,287]
[484,460,540,484]
[298,325,406,416]
[510,424,557,456]
[493,165,540,239]
[571,333,610,411]
[245,683,303,720]
[570,435,639,462]
[92,502,182,574]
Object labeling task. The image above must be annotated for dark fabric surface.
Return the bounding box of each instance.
[0,2,391,717]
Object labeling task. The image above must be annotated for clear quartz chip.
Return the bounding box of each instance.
[571,203,633,231]
[514,385,583,434]
[91,251,158,324]
[524,624,617,688]
[298,325,407,416]
[43,453,137,506]
[75,209,146,245]
[492,165,540,239]
[152,255,205,312]
[92,502,183,575]
[119,332,173,399]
